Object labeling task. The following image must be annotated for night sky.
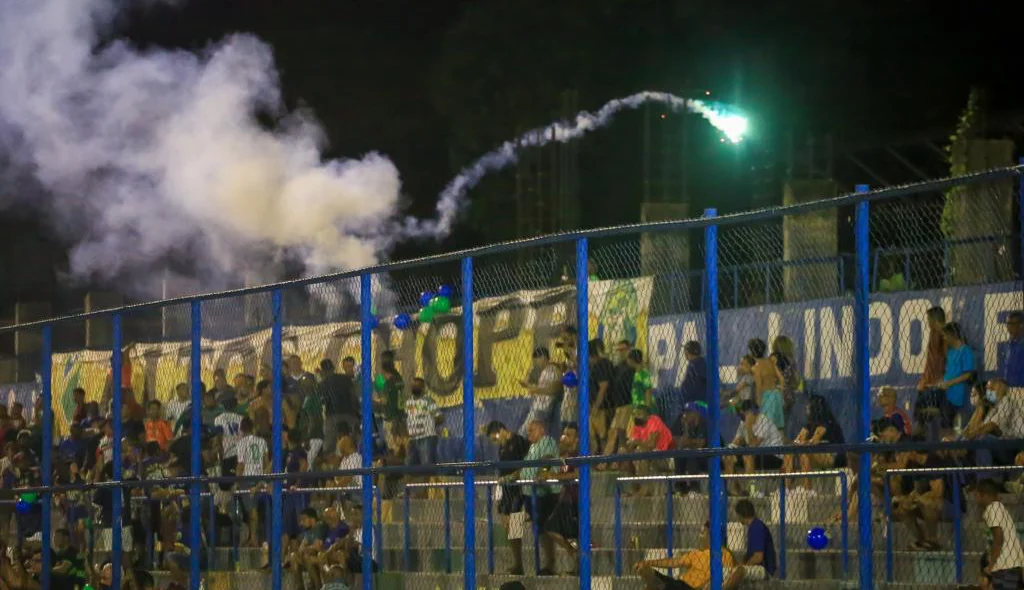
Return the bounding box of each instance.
[1,0,1021,315]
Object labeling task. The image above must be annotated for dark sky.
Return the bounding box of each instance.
[2,0,1021,314]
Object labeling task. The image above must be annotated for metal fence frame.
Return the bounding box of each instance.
[1,163,1022,590]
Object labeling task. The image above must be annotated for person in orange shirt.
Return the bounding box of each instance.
[144,400,173,451]
[634,522,735,590]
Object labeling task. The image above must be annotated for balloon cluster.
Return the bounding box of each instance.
[15,492,38,515]
[415,285,454,324]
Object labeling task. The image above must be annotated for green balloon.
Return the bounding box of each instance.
[84,585,95,590]
[418,306,435,323]
[429,296,451,313]
[19,492,38,504]
[374,374,387,391]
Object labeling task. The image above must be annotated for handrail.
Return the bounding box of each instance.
[616,469,847,483]
[0,165,1019,333]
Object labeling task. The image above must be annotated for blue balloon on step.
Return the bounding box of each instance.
[562,371,579,388]
[437,284,454,298]
[394,313,413,330]
[418,291,435,307]
[806,527,829,550]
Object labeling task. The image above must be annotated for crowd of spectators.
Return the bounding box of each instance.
[0,304,1022,588]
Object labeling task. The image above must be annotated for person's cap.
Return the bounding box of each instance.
[684,401,708,417]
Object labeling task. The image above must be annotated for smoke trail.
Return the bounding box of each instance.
[417,91,748,237]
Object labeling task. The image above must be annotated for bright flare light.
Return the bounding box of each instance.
[689,99,749,143]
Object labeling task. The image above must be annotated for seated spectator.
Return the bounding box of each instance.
[892,437,955,551]
[50,528,86,590]
[624,406,673,492]
[784,394,845,489]
[961,382,994,438]
[144,400,172,452]
[723,401,783,496]
[725,499,776,589]
[672,402,709,496]
[875,386,911,437]
[975,478,1024,590]
[634,522,735,590]
[518,348,561,437]
[539,423,581,576]
[322,506,351,549]
[965,378,1023,482]
[486,420,530,575]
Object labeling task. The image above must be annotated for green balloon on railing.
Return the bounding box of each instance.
[84,585,95,590]
[429,296,451,314]
[374,374,387,392]
[19,492,38,504]
[418,306,435,323]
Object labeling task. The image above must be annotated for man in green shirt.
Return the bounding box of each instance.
[373,350,405,450]
[500,420,560,575]
[628,349,653,408]
[297,391,325,469]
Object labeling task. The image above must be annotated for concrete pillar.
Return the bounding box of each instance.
[641,202,690,313]
[948,139,1015,286]
[782,179,840,302]
[85,291,123,349]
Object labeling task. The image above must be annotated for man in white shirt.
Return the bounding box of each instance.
[519,347,562,437]
[334,435,363,506]
[235,416,268,548]
[971,378,1024,480]
[723,401,784,495]
[165,383,191,425]
[214,397,244,487]
[976,478,1024,590]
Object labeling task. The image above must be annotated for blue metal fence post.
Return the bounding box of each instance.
[840,472,850,575]
[190,300,203,589]
[854,187,874,590]
[111,313,124,590]
[665,481,674,579]
[1019,158,1023,279]
[462,256,476,589]
[778,482,787,580]
[40,324,52,590]
[883,475,893,582]
[705,208,724,590]
[271,290,284,590]
[359,274,375,588]
[487,484,495,575]
[953,476,963,583]
[444,488,452,573]
[575,237,592,590]
[613,482,622,576]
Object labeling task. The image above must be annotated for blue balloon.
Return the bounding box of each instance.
[394,313,412,330]
[437,284,454,298]
[418,291,435,308]
[562,371,579,388]
[15,500,31,515]
[806,527,828,550]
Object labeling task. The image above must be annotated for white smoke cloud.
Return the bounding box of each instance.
[0,0,402,296]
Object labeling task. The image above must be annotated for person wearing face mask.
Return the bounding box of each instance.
[965,379,1024,484]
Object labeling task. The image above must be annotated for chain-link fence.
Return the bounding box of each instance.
[0,165,1022,590]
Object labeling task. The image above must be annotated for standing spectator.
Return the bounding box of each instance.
[50,528,86,590]
[915,307,948,429]
[725,500,776,589]
[1002,311,1024,389]
[771,335,803,411]
[200,390,223,428]
[748,339,782,413]
[486,421,530,575]
[634,522,735,590]
[296,380,325,470]
[679,341,707,405]
[214,397,244,485]
[928,322,976,432]
[875,386,911,437]
[539,423,581,576]
[602,340,636,457]
[236,417,268,548]
[333,435,362,507]
[627,349,654,409]
[248,379,273,439]
[725,355,756,409]
[321,357,359,456]
[723,401,783,496]
[143,400,172,451]
[71,388,88,425]
[404,377,442,495]
[234,373,257,408]
[165,383,190,425]
[208,368,235,406]
[976,478,1024,590]
[672,402,709,495]
[503,420,559,575]
[518,347,561,437]
[588,340,614,454]
[623,406,673,487]
[285,355,317,397]
[373,350,405,451]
